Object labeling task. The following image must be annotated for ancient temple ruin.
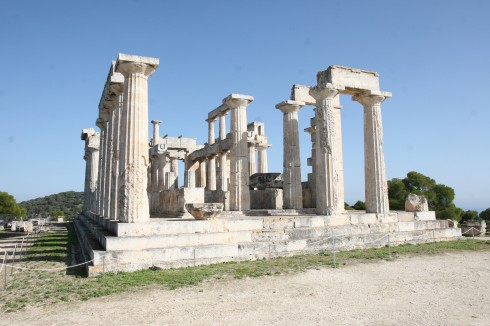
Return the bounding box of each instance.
[76,54,461,275]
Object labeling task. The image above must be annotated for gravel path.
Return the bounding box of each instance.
[1,251,489,326]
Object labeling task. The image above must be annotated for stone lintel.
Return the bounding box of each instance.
[290,85,316,105]
[208,104,228,121]
[317,65,380,94]
[116,53,159,69]
[222,94,254,107]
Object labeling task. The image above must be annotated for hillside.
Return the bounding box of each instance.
[19,191,83,220]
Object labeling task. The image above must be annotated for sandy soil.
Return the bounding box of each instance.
[1,251,489,326]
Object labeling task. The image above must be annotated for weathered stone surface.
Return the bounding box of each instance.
[250,189,283,209]
[185,203,224,220]
[249,173,283,190]
[405,193,429,212]
[461,220,487,237]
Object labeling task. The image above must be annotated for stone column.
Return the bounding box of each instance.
[217,113,228,192]
[276,100,305,209]
[305,121,317,206]
[353,91,391,214]
[115,54,159,223]
[171,158,179,189]
[207,119,217,190]
[95,117,108,218]
[81,129,100,215]
[151,120,161,146]
[199,160,207,188]
[223,94,253,211]
[256,145,269,173]
[109,92,123,220]
[310,84,344,215]
[248,145,256,176]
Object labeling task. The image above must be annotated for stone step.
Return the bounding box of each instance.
[87,227,461,275]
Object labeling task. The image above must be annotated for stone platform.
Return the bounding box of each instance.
[74,211,461,276]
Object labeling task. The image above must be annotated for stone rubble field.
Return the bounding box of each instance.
[1,251,489,326]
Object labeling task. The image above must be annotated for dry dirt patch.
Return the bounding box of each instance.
[1,251,488,326]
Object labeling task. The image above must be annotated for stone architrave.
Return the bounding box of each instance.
[353,91,391,214]
[81,129,100,215]
[276,100,305,209]
[310,84,344,215]
[115,54,159,223]
[223,94,253,211]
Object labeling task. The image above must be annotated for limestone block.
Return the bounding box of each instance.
[377,213,398,224]
[397,222,415,232]
[293,216,325,228]
[397,212,416,222]
[290,85,316,105]
[415,211,436,221]
[447,219,458,228]
[250,189,283,209]
[405,193,429,212]
[318,65,380,92]
[185,203,224,220]
[324,215,350,227]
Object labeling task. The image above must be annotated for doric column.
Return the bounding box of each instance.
[109,90,123,220]
[95,117,108,217]
[309,84,344,215]
[199,159,207,188]
[207,119,217,190]
[276,100,305,209]
[171,158,179,188]
[151,120,161,146]
[256,145,269,173]
[353,91,391,214]
[248,144,256,176]
[219,113,226,140]
[223,94,253,211]
[115,54,159,223]
[81,129,100,215]
[217,113,228,191]
[305,120,317,206]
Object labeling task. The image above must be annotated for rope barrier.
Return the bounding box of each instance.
[6,259,94,271]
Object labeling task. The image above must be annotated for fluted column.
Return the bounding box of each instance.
[353,91,391,214]
[248,145,256,175]
[276,100,305,209]
[199,160,207,188]
[115,54,159,223]
[256,145,269,173]
[310,84,344,215]
[151,120,161,146]
[217,113,228,191]
[81,129,100,215]
[207,119,217,190]
[109,91,123,220]
[171,158,179,189]
[95,117,107,217]
[224,94,253,211]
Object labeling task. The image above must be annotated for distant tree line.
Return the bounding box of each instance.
[345,171,490,223]
[19,191,84,221]
[0,191,26,219]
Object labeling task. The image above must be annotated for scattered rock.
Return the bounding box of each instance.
[405,194,429,212]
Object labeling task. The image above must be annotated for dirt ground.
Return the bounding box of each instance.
[1,251,489,326]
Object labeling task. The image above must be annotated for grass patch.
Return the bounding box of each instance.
[1,227,489,313]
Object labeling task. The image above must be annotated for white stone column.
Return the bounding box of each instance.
[224,94,253,211]
[248,145,256,176]
[256,145,269,173]
[81,129,100,215]
[115,54,159,223]
[310,84,344,215]
[217,113,228,191]
[151,120,161,146]
[353,92,391,214]
[171,158,179,188]
[276,100,305,209]
[207,119,217,190]
[199,160,207,188]
[95,117,108,217]
[109,91,123,220]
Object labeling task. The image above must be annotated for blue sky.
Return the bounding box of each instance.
[0,0,489,212]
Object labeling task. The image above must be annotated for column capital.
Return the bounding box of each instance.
[309,84,344,101]
[255,144,271,150]
[353,90,392,107]
[151,120,161,125]
[223,94,254,109]
[275,100,305,114]
[115,53,159,77]
[96,117,106,128]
